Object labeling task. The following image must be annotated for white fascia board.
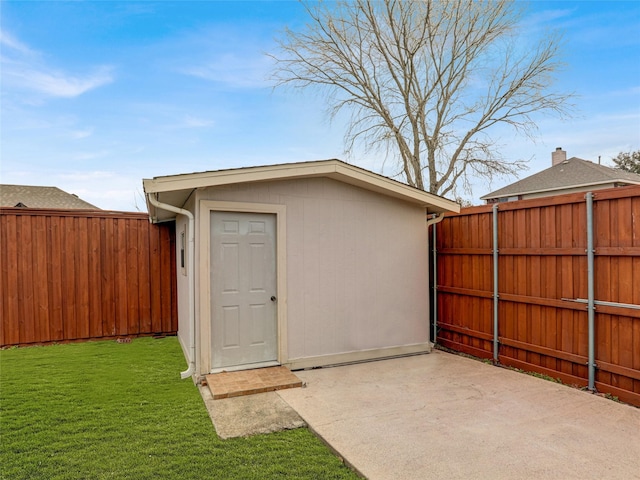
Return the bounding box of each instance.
[143,160,460,213]
[330,163,459,212]
[143,162,335,193]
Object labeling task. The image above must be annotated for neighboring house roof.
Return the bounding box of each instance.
[481,157,640,201]
[143,159,460,222]
[0,184,99,209]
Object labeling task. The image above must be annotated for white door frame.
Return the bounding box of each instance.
[199,200,288,374]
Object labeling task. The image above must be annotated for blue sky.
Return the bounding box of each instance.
[1,1,639,211]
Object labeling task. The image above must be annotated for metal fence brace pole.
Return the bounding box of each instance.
[586,192,596,391]
[433,216,438,345]
[493,204,499,363]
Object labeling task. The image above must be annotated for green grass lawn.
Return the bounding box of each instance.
[0,337,357,480]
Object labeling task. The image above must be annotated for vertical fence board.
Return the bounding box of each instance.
[126,220,140,334]
[169,225,177,331]
[48,215,64,341]
[101,217,116,337]
[18,215,35,344]
[32,215,50,343]
[114,218,128,335]
[76,217,90,339]
[436,185,640,406]
[62,217,78,340]
[149,223,163,333]
[0,214,18,345]
[138,221,152,333]
[88,217,103,338]
[160,223,175,333]
[0,215,5,345]
[0,208,177,346]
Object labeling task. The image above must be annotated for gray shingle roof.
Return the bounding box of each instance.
[481,158,640,200]
[0,185,99,209]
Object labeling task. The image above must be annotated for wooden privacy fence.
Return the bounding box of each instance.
[0,208,177,346]
[433,185,640,407]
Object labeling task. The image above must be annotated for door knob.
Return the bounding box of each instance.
[270,296,277,302]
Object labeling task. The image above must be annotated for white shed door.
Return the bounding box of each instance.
[210,211,277,370]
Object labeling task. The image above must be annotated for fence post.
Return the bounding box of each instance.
[586,192,596,391]
[493,204,499,363]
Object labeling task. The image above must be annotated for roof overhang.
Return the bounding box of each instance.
[480,179,640,201]
[143,159,460,222]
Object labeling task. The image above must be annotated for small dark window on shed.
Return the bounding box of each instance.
[180,225,187,276]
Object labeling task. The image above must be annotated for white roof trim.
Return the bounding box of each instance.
[481,179,640,200]
[143,160,459,215]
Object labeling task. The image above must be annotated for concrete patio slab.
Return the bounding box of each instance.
[277,350,640,480]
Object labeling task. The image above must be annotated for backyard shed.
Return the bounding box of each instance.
[143,160,459,380]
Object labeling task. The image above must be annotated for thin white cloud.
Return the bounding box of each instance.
[606,85,640,98]
[180,52,272,88]
[5,62,114,98]
[168,23,277,89]
[1,29,114,99]
[0,29,35,55]
[523,7,575,27]
[182,115,215,128]
[70,128,94,139]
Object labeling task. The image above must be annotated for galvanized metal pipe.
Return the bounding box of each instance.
[426,213,444,344]
[433,218,438,344]
[586,192,596,391]
[493,204,499,363]
[570,298,640,311]
[147,193,196,381]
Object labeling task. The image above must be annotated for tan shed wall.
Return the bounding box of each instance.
[175,214,191,363]
[196,177,430,367]
[175,194,196,366]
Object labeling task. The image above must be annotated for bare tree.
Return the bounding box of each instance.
[271,0,573,197]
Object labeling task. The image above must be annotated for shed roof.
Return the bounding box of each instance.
[0,184,99,209]
[143,159,460,222]
[481,157,640,200]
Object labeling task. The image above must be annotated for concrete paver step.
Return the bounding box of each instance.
[205,366,302,400]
